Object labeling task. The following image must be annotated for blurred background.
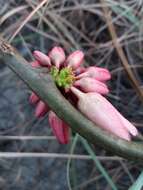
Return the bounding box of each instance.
[0,0,143,189]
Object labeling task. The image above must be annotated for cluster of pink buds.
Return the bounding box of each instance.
[30,47,138,144]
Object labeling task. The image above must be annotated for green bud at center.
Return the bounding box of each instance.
[50,66,75,88]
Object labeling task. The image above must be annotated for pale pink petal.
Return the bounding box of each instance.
[49,46,65,68]
[77,66,111,81]
[29,92,40,104]
[48,111,69,144]
[35,101,49,118]
[74,77,109,95]
[94,67,111,80]
[66,50,84,70]
[71,87,131,141]
[31,61,40,67]
[33,51,51,67]
[115,111,138,136]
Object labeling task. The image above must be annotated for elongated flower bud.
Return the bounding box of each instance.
[48,111,69,144]
[77,66,111,81]
[71,87,138,141]
[66,50,84,70]
[33,51,51,67]
[29,92,40,104]
[74,77,109,95]
[49,47,65,68]
[35,101,49,118]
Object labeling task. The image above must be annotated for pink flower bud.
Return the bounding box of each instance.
[77,66,111,81]
[35,101,49,118]
[48,111,69,144]
[31,61,40,67]
[114,109,138,136]
[29,92,40,104]
[33,51,51,67]
[74,77,109,95]
[49,47,65,68]
[71,87,138,141]
[66,50,84,70]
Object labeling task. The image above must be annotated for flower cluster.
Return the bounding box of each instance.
[30,47,138,144]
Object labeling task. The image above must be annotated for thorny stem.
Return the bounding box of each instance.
[0,36,143,161]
